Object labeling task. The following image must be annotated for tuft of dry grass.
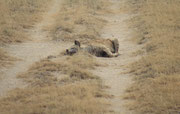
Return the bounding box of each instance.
[0,82,107,114]
[65,0,104,10]
[0,0,52,44]
[123,0,180,113]
[0,54,108,114]
[0,49,15,68]
[50,0,108,43]
[125,75,180,114]
[0,0,52,68]
[18,53,100,87]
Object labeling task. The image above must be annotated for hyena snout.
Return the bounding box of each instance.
[66,48,78,55]
[66,40,81,55]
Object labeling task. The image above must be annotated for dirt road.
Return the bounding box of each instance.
[93,0,141,113]
[0,0,66,96]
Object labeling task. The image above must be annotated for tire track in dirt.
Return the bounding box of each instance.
[93,0,141,113]
[0,0,67,96]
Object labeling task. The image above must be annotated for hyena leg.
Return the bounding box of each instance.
[112,38,119,53]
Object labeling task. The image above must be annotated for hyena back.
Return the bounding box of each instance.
[66,39,119,57]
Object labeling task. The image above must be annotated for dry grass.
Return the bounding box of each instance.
[18,53,100,87]
[0,83,107,114]
[0,0,51,44]
[0,0,52,68]
[0,54,109,114]
[50,0,108,44]
[0,0,111,113]
[123,0,180,113]
[0,49,15,68]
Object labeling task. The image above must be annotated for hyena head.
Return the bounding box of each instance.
[66,40,81,55]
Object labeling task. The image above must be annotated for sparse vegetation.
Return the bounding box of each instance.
[2,0,178,113]
[0,0,51,44]
[0,0,111,113]
[18,54,100,86]
[0,82,107,114]
[50,0,108,43]
[124,0,180,113]
[0,49,15,68]
[0,0,52,68]
[0,54,108,114]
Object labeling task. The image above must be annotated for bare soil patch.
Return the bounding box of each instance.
[93,0,141,113]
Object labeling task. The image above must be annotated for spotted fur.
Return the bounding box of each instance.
[66,39,119,57]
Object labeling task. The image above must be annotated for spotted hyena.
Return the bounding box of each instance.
[65,39,119,57]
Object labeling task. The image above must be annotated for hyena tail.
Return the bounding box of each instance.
[112,38,119,53]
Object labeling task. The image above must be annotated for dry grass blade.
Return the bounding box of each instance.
[0,0,52,68]
[50,0,108,43]
[124,0,180,113]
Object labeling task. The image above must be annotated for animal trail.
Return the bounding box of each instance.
[0,0,66,96]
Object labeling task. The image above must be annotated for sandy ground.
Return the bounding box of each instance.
[0,0,67,96]
[93,0,141,113]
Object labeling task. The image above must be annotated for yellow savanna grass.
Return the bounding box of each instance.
[0,0,52,67]
[0,54,109,114]
[0,0,52,44]
[50,0,108,44]
[124,0,180,113]
[0,0,111,113]
[0,49,15,68]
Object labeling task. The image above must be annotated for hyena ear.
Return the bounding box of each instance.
[74,40,81,47]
